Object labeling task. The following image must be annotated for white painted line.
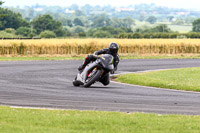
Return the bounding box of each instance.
[10,106,68,110]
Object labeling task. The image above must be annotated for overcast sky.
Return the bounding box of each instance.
[2,0,200,9]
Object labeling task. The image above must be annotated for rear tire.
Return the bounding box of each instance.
[84,70,101,87]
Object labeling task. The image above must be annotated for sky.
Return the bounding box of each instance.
[2,0,200,9]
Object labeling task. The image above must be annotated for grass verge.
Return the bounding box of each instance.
[120,54,200,59]
[0,56,84,61]
[1,54,200,61]
[116,67,200,92]
[0,106,200,133]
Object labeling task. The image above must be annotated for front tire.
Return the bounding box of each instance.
[73,76,80,86]
[73,80,80,86]
[84,70,101,87]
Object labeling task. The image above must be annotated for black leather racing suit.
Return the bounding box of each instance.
[80,48,120,85]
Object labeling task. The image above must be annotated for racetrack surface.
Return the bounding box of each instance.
[0,59,200,115]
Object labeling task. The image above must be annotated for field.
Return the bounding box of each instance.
[1,39,200,56]
[167,24,192,33]
[135,21,192,33]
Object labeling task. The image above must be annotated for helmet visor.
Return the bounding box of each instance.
[110,48,118,54]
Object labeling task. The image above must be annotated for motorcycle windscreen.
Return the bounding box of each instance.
[99,54,114,70]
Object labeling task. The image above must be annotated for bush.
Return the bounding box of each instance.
[186,32,200,38]
[169,33,178,38]
[39,30,56,38]
[28,33,36,38]
[4,28,16,34]
[118,33,127,38]
[132,33,143,38]
[16,27,32,37]
[78,32,86,37]
[0,31,20,38]
[143,33,153,38]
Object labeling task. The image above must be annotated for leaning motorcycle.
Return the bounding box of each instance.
[73,54,114,87]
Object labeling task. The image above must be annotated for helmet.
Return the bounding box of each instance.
[109,43,119,54]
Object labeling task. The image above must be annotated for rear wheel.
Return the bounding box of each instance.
[84,69,101,87]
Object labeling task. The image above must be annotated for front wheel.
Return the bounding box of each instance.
[73,80,80,86]
[84,69,102,87]
[73,76,80,86]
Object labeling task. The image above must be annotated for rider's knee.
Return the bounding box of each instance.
[87,55,96,61]
[101,80,110,86]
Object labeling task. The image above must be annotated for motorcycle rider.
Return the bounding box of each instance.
[78,42,120,86]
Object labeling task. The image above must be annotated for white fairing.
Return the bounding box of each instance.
[76,73,84,83]
[76,61,97,84]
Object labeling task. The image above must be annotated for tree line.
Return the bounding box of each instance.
[117,32,200,39]
[1,1,200,39]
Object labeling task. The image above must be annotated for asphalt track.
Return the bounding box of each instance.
[1,59,200,115]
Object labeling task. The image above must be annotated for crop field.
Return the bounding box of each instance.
[0,39,200,56]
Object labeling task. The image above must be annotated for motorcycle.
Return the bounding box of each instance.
[73,54,114,87]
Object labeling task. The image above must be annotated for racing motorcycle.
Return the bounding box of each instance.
[73,54,114,87]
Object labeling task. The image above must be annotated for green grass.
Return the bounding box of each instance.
[0,106,200,133]
[117,67,200,92]
[1,54,200,61]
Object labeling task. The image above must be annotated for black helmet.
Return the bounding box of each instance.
[109,42,119,54]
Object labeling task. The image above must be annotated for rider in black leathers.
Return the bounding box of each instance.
[78,43,120,86]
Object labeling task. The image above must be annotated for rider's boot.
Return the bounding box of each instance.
[78,64,86,72]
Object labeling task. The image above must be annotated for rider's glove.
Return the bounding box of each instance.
[93,52,98,58]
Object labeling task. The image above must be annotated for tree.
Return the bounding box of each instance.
[32,14,65,36]
[74,10,85,16]
[139,13,145,22]
[73,18,84,26]
[91,14,111,28]
[72,26,85,34]
[150,24,172,33]
[111,18,123,28]
[146,16,157,24]
[192,18,200,32]
[185,17,195,25]
[66,19,73,27]
[93,30,111,38]
[100,26,126,35]
[121,17,135,28]
[0,8,29,30]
